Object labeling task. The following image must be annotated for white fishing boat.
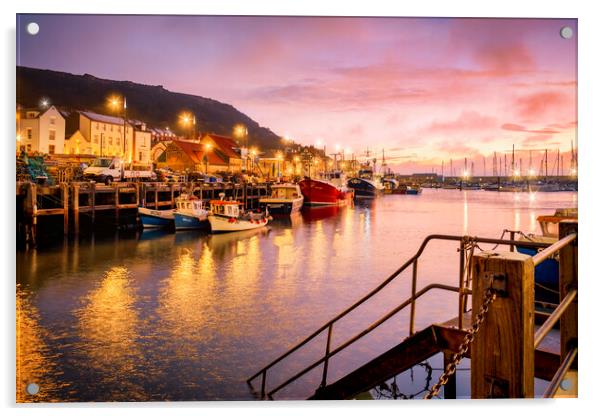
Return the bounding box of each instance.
[208,194,271,233]
[259,183,304,215]
[173,194,209,230]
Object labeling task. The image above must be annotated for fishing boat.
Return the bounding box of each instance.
[405,184,422,195]
[516,208,578,303]
[347,169,383,198]
[173,194,209,230]
[299,171,353,205]
[208,195,271,233]
[382,178,399,194]
[259,183,304,215]
[138,207,174,229]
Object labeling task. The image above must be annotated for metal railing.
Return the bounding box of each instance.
[247,233,550,399]
[530,232,578,397]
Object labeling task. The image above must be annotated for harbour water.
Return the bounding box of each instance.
[16,189,577,401]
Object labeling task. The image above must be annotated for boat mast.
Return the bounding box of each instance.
[545,149,548,180]
[557,148,560,177]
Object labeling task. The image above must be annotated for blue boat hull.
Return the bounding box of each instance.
[347,178,377,198]
[517,246,559,303]
[140,213,173,229]
[174,213,208,230]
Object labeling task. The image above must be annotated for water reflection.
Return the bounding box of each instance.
[16,285,65,402]
[15,190,577,401]
[75,266,147,400]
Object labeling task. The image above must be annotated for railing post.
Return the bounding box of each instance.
[321,324,333,387]
[559,220,578,362]
[470,251,534,398]
[409,260,418,336]
[260,370,266,399]
[458,240,465,330]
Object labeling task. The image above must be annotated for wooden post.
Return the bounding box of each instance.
[559,220,578,361]
[61,182,69,235]
[90,182,96,225]
[134,183,140,207]
[471,251,534,398]
[443,351,457,399]
[114,186,120,222]
[170,183,175,208]
[72,183,80,235]
[154,187,159,209]
[141,183,147,208]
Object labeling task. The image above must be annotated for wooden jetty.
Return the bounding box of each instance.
[16,181,269,247]
[247,221,578,400]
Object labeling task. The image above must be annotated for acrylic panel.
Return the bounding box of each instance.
[16,14,578,402]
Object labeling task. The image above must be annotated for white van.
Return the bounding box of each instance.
[83,157,156,185]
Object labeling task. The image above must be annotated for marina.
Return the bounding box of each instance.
[13,13,582,406]
[16,189,577,401]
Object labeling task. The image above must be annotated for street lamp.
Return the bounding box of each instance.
[276,152,283,179]
[108,95,127,172]
[234,123,248,171]
[179,112,197,140]
[204,143,212,174]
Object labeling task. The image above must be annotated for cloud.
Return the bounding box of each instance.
[515,91,570,120]
[501,123,559,134]
[426,111,497,133]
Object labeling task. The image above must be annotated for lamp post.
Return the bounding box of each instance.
[276,152,283,180]
[204,143,212,174]
[234,124,248,171]
[109,95,127,179]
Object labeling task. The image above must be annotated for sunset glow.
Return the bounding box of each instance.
[17,15,577,173]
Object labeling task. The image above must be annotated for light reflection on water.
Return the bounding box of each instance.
[16,190,577,401]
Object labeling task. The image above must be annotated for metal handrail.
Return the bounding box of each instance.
[543,347,578,398]
[534,289,577,348]
[532,233,577,266]
[267,283,465,399]
[247,233,551,397]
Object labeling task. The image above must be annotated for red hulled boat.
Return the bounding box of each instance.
[299,172,353,205]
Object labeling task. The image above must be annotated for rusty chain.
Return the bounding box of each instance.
[424,288,498,399]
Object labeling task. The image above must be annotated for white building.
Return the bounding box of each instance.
[17,105,66,155]
[64,111,151,164]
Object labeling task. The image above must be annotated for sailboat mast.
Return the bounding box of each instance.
[545,149,548,179]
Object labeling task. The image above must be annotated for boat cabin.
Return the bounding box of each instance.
[210,200,241,218]
[270,185,301,200]
[176,195,204,214]
[536,208,578,238]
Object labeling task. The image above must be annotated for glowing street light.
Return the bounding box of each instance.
[528,168,536,177]
[513,169,521,177]
[203,143,212,173]
[40,98,50,109]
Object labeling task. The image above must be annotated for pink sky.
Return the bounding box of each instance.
[19,16,577,174]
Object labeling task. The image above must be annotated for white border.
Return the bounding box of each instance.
[2,1,600,415]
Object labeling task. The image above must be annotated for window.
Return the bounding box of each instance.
[26,128,32,140]
[109,137,113,145]
[96,123,99,130]
[116,138,120,146]
[94,135,99,144]
[110,125,113,132]
[139,151,142,161]
[103,124,106,131]
[48,145,55,154]
[118,126,121,132]
[49,130,56,141]
[50,117,56,125]
[27,144,32,152]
